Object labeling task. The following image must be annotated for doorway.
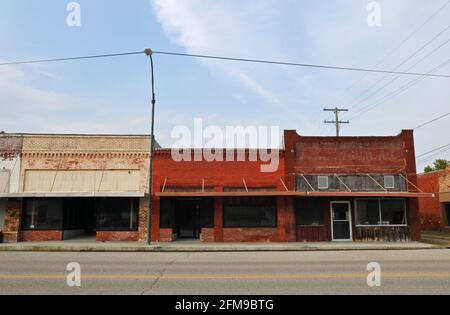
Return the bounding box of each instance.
[331,201,353,241]
[174,198,215,240]
[177,200,199,239]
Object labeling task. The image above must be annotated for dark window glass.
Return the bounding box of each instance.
[160,198,176,229]
[355,199,380,225]
[223,206,276,228]
[96,198,139,231]
[22,199,63,230]
[446,204,450,226]
[296,199,325,226]
[381,199,407,225]
[199,199,214,228]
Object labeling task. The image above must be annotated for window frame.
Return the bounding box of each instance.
[354,198,408,227]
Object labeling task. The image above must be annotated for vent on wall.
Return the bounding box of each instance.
[384,175,395,189]
[318,176,329,190]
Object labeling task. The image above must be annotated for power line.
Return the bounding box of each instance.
[0,51,143,66]
[346,24,450,110]
[417,143,450,158]
[417,146,450,164]
[2,49,449,78]
[348,35,450,116]
[152,51,450,78]
[414,112,450,130]
[336,0,450,103]
[349,59,450,120]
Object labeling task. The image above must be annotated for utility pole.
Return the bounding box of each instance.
[144,48,156,245]
[324,107,349,137]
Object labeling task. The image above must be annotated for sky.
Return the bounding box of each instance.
[0,0,449,171]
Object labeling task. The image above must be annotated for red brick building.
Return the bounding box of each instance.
[418,167,450,231]
[0,129,433,243]
[151,130,431,242]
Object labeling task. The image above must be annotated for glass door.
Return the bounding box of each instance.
[331,202,352,241]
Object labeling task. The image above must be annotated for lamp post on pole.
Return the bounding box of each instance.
[144,48,156,245]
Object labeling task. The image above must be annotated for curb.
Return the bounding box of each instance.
[0,244,442,253]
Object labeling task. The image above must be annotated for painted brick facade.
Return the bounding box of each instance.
[20,230,63,242]
[16,134,153,243]
[418,167,450,231]
[96,231,139,242]
[152,149,287,242]
[284,130,421,241]
[0,130,426,244]
[2,199,22,243]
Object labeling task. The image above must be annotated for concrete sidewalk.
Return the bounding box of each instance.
[0,241,441,252]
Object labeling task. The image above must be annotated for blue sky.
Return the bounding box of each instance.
[0,0,449,171]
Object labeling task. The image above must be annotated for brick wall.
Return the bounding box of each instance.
[20,231,63,242]
[418,171,444,230]
[283,130,416,189]
[159,228,174,242]
[201,228,215,242]
[19,134,154,195]
[153,150,285,192]
[222,228,278,242]
[2,199,21,243]
[96,231,139,242]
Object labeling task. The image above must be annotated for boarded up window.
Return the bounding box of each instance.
[0,170,10,193]
[24,170,140,193]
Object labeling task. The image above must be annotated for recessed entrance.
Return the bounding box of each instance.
[331,201,352,241]
[177,200,200,239]
[160,198,214,241]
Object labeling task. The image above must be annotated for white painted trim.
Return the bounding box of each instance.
[330,201,353,242]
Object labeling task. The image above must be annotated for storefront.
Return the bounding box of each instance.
[20,197,140,241]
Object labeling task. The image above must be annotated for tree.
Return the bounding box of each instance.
[434,159,449,171]
[424,159,449,173]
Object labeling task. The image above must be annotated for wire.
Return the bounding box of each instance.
[346,25,450,110]
[414,112,450,130]
[0,51,143,66]
[417,146,450,164]
[151,51,450,78]
[2,49,449,78]
[417,143,450,158]
[336,0,450,102]
[348,59,450,120]
[348,35,450,115]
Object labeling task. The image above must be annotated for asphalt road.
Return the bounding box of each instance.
[0,249,449,295]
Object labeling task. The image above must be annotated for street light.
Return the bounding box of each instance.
[144,48,156,245]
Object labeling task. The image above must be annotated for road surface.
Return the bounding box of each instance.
[0,249,449,295]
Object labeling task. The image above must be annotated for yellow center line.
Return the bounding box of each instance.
[0,272,450,280]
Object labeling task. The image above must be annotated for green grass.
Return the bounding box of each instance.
[422,231,450,239]
[421,231,450,247]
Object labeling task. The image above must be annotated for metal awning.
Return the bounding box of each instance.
[155,191,434,198]
[0,192,145,198]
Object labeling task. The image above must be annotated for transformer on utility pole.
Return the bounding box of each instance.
[324,107,349,137]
